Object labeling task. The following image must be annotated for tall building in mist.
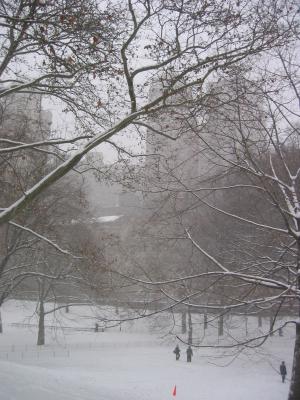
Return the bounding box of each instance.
[0,90,52,142]
[145,79,201,191]
[145,75,266,205]
[0,90,52,206]
[140,77,263,312]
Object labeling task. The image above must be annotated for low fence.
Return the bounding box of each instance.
[10,322,94,332]
[0,323,160,361]
[0,348,70,361]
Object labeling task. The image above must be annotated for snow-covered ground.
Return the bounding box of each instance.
[0,300,294,400]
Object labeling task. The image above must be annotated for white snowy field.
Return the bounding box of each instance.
[0,300,294,400]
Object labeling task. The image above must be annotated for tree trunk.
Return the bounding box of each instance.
[187,308,192,344]
[37,300,45,346]
[181,312,187,334]
[269,315,274,336]
[204,312,208,330]
[288,323,300,400]
[258,315,262,328]
[218,314,224,336]
[0,308,2,333]
[289,234,300,399]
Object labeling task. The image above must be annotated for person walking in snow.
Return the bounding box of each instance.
[173,345,181,360]
[186,346,193,362]
[280,361,287,383]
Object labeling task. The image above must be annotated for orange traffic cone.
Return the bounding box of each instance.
[172,385,177,396]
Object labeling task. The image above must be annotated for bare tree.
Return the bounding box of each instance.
[0,0,295,225]
[0,1,299,396]
[123,50,300,398]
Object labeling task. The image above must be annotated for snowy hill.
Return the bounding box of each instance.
[0,300,293,400]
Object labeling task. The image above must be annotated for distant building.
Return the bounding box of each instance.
[0,90,52,141]
[146,78,200,189]
[0,91,52,206]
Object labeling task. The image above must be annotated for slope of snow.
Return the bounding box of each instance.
[0,300,293,400]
